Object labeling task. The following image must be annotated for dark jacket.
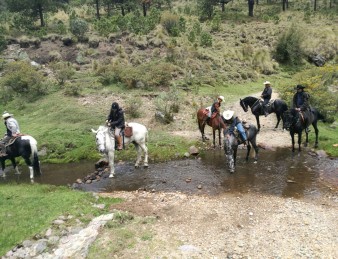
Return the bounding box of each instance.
[261,87,272,103]
[211,101,221,114]
[222,116,241,135]
[293,92,310,111]
[107,103,125,129]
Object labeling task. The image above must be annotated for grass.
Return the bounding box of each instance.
[0,184,122,256]
[310,121,338,157]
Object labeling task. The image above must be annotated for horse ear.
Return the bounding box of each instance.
[91,129,98,134]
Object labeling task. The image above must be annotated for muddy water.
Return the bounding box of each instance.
[0,148,337,199]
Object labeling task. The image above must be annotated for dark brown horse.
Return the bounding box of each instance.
[197,108,225,148]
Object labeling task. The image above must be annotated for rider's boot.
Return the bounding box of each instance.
[305,127,311,133]
[263,106,269,117]
[117,136,123,150]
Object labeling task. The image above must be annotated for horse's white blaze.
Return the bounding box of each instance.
[92,123,148,177]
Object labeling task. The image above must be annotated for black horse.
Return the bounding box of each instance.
[240,96,288,131]
[223,124,259,173]
[283,108,323,152]
[0,135,42,181]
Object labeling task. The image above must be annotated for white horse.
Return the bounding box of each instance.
[91,122,148,178]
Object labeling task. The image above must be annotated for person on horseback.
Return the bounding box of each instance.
[292,84,311,133]
[106,102,125,150]
[0,112,21,156]
[222,110,247,145]
[261,81,272,117]
[203,95,225,125]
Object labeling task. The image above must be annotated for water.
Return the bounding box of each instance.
[0,148,337,200]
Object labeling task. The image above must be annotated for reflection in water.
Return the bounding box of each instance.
[0,149,337,200]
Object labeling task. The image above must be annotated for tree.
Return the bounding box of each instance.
[248,0,254,17]
[5,0,62,27]
[197,0,218,21]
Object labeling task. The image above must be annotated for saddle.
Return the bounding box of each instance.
[124,124,133,137]
[2,134,24,147]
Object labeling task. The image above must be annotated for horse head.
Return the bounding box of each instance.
[239,98,248,112]
[283,109,298,130]
[91,126,110,153]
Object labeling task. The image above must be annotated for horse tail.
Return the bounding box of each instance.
[316,109,326,122]
[29,138,42,176]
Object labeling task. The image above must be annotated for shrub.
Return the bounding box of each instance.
[0,61,48,103]
[70,18,89,40]
[200,31,212,47]
[161,12,180,36]
[125,97,143,118]
[50,61,75,85]
[274,25,304,65]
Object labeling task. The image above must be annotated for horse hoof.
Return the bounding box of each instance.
[109,174,114,178]
[144,165,149,168]
[135,165,140,169]
[254,160,257,164]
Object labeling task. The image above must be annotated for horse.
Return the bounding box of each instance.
[91,122,148,178]
[283,108,323,152]
[197,107,225,148]
[223,124,259,173]
[239,96,288,131]
[0,135,42,181]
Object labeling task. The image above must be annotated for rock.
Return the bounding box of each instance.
[315,150,327,158]
[189,146,199,156]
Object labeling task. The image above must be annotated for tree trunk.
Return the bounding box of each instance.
[143,3,147,16]
[38,3,44,27]
[221,2,225,12]
[121,5,125,16]
[95,0,100,19]
[282,0,286,11]
[248,0,254,17]
[314,0,317,11]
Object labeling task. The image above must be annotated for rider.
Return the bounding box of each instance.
[0,112,21,156]
[222,110,247,145]
[106,102,125,150]
[292,84,311,133]
[203,95,225,125]
[261,81,272,117]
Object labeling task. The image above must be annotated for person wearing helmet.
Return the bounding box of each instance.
[106,102,125,150]
[261,81,272,117]
[222,110,247,145]
[292,84,311,133]
[0,112,21,156]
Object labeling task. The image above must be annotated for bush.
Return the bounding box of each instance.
[274,25,304,65]
[0,61,49,103]
[200,31,212,47]
[161,12,180,36]
[50,61,75,85]
[70,18,89,40]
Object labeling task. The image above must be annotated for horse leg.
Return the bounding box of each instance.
[218,129,222,147]
[213,130,216,148]
[304,131,309,147]
[275,114,281,128]
[298,132,302,152]
[256,116,260,132]
[224,138,235,173]
[23,156,34,180]
[0,159,5,178]
[107,151,115,178]
[233,147,238,166]
[290,132,295,152]
[199,121,208,141]
[313,122,319,148]
[246,143,251,161]
[134,143,142,168]
[139,143,149,168]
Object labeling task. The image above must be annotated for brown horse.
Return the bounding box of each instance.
[197,108,225,148]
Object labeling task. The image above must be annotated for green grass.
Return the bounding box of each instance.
[0,184,122,256]
[310,121,338,157]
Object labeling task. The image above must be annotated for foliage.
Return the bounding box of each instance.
[0,61,49,103]
[279,65,338,123]
[125,96,143,118]
[0,184,121,256]
[50,61,75,85]
[274,25,305,65]
[96,61,175,90]
[70,17,88,39]
[200,31,212,47]
[161,11,180,36]
[154,85,181,123]
[0,26,6,52]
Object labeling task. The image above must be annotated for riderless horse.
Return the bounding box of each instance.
[0,135,42,181]
[283,108,323,152]
[91,122,148,178]
[239,96,288,131]
[197,106,225,148]
[223,123,259,173]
